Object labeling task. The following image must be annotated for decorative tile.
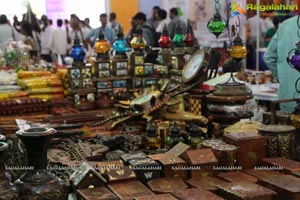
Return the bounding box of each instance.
[82,68,91,78]
[72,79,81,88]
[98,62,110,70]
[71,69,81,78]
[116,62,127,70]
[99,71,110,78]
[144,64,153,75]
[83,79,93,88]
[135,66,144,76]
[135,56,144,65]
[116,70,128,76]
[113,80,127,88]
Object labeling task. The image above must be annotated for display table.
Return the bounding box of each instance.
[247,83,278,101]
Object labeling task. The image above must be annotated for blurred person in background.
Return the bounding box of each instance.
[87,13,115,46]
[0,14,14,49]
[148,5,160,29]
[126,17,138,43]
[264,15,299,112]
[168,7,186,39]
[20,21,39,57]
[51,19,68,63]
[156,9,168,33]
[40,15,53,62]
[109,12,123,33]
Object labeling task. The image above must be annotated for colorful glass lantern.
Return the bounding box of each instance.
[287,41,300,72]
[94,31,110,55]
[207,12,226,38]
[70,33,85,63]
[158,24,171,48]
[207,0,226,38]
[113,28,129,54]
[229,36,247,62]
[172,21,185,47]
[130,29,146,49]
[184,20,195,47]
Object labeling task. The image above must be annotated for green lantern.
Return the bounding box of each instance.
[172,21,185,47]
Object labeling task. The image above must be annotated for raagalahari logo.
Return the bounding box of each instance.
[246,3,298,12]
[230,1,298,17]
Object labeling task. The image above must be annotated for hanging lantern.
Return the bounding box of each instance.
[184,19,195,47]
[287,41,300,72]
[207,0,226,38]
[172,21,185,47]
[70,33,85,63]
[158,24,171,48]
[229,36,247,62]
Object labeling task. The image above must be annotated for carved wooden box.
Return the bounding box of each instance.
[97,160,124,176]
[181,149,218,177]
[171,188,224,200]
[259,175,300,200]
[129,158,161,184]
[147,177,188,194]
[186,176,228,191]
[216,182,277,200]
[167,142,191,157]
[108,180,154,199]
[100,166,136,183]
[223,132,267,169]
[120,152,148,165]
[122,194,177,200]
[260,157,300,174]
[76,186,119,200]
[243,169,282,180]
[217,171,258,183]
[151,153,187,180]
[69,162,105,190]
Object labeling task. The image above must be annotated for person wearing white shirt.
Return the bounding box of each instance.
[0,15,14,49]
[51,19,68,63]
[40,15,53,62]
[156,9,169,33]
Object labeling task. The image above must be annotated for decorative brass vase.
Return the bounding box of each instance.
[14,128,68,200]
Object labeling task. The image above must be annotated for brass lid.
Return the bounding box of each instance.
[258,124,295,133]
[212,144,238,151]
[202,139,225,148]
[213,82,252,96]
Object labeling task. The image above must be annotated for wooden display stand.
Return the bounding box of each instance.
[68,63,96,111]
